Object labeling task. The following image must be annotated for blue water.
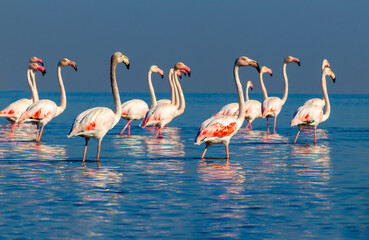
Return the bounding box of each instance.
[0,91,368,239]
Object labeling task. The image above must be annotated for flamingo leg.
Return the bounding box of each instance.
[266,118,269,134]
[96,140,102,162]
[154,127,162,138]
[314,128,317,144]
[273,116,277,134]
[294,129,301,143]
[82,138,89,162]
[225,145,229,159]
[35,124,40,141]
[201,145,208,158]
[120,120,132,135]
[11,122,15,132]
[128,123,131,136]
[244,122,250,130]
[37,125,45,142]
[250,122,253,131]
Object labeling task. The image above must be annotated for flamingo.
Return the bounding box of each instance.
[195,56,260,159]
[302,59,331,109]
[119,65,164,136]
[291,67,336,144]
[19,58,77,142]
[68,52,130,162]
[262,56,300,134]
[140,62,191,138]
[0,60,46,132]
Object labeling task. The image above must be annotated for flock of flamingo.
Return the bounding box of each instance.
[0,51,336,161]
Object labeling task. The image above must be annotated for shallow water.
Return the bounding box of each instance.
[0,91,368,239]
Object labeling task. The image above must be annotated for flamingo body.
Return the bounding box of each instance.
[121,99,149,121]
[291,105,323,129]
[262,97,283,118]
[19,99,59,126]
[0,98,33,123]
[303,98,325,109]
[215,103,239,117]
[68,107,116,140]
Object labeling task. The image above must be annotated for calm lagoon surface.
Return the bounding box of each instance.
[0,91,368,239]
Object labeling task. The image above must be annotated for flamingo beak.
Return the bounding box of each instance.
[37,66,46,76]
[37,59,44,66]
[69,61,77,71]
[251,85,253,91]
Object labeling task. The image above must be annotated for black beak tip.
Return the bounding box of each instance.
[126,63,130,70]
[40,62,44,66]
[256,65,261,73]
[42,70,46,76]
[161,74,164,79]
[333,77,336,83]
[188,71,191,77]
[270,73,273,76]
[297,62,301,66]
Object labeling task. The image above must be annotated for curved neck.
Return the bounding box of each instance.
[30,70,39,102]
[245,84,250,101]
[174,70,185,117]
[234,65,245,121]
[173,72,179,108]
[168,70,176,105]
[147,69,157,107]
[281,63,288,104]
[55,66,66,116]
[27,69,38,102]
[322,72,330,121]
[259,72,268,99]
[111,59,122,124]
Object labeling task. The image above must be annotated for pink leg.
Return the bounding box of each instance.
[154,127,162,138]
[83,138,89,162]
[36,124,40,141]
[120,120,132,135]
[225,145,229,159]
[128,123,131,136]
[273,116,277,134]
[201,145,208,158]
[266,118,270,134]
[294,129,301,143]
[314,128,317,144]
[250,122,253,131]
[11,122,15,132]
[244,122,250,130]
[96,140,102,162]
[37,125,45,142]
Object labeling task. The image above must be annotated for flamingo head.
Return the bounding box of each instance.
[151,65,164,79]
[236,56,260,72]
[29,63,46,76]
[285,56,301,66]
[261,66,273,76]
[174,62,191,77]
[247,81,253,91]
[30,56,44,66]
[112,52,130,69]
[324,67,336,83]
[59,58,78,71]
[322,59,330,70]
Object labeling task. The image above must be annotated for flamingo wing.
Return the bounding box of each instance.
[0,98,33,122]
[68,107,115,139]
[262,97,282,117]
[19,100,58,124]
[121,99,149,120]
[303,98,325,109]
[244,100,262,119]
[141,103,176,127]
[291,105,323,127]
[215,103,239,116]
[195,116,239,145]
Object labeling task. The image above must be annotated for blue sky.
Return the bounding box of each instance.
[0,1,367,94]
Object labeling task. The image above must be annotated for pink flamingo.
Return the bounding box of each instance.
[302,59,331,109]
[0,59,45,132]
[195,56,260,159]
[68,52,130,162]
[19,58,77,142]
[140,62,191,138]
[119,65,164,136]
[291,67,335,144]
[262,56,300,134]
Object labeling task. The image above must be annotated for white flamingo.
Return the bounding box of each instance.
[302,59,331,109]
[0,59,45,131]
[195,56,260,159]
[140,62,191,138]
[291,67,336,144]
[119,65,164,136]
[262,56,300,133]
[19,58,77,142]
[68,52,130,162]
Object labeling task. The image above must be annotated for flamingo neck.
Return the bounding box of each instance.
[111,59,122,125]
[245,84,250,101]
[174,70,185,117]
[259,72,268,99]
[30,70,39,102]
[234,65,246,122]
[148,68,157,107]
[27,69,38,102]
[281,62,288,105]
[322,72,330,121]
[172,71,179,108]
[55,66,66,117]
[168,69,176,105]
